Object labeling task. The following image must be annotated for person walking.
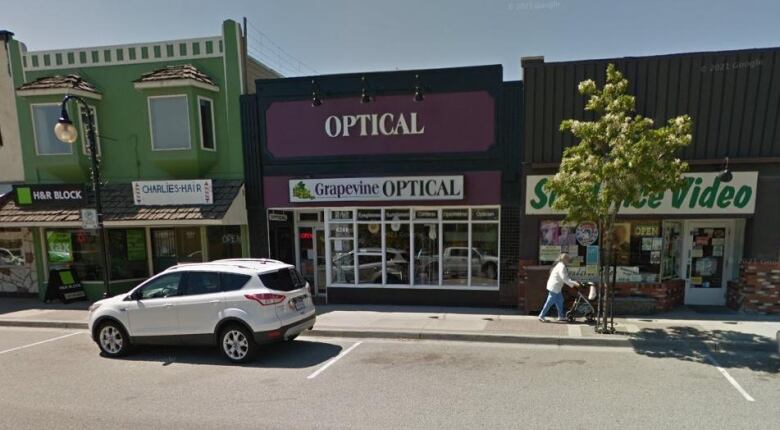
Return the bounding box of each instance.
[539,253,580,322]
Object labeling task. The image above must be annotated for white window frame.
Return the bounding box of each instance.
[196,96,217,152]
[300,206,501,291]
[147,94,192,151]
[78,104,101,157]
[31,103,73,156]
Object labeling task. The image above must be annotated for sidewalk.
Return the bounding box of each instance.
[1,298,778,352]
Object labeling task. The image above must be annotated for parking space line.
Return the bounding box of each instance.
[0,332,83,356]
[704,352,755,402]
[307,341,362,379]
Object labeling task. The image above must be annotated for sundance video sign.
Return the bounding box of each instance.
[290,176,464,203]
[526,172,759,215]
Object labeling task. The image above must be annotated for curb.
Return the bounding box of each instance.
[0,320,774,353]
[0,320,88,330]
[307,328,778,353]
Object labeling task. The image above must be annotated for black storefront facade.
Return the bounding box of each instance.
[241,65,522,306]
[520,48,780,311]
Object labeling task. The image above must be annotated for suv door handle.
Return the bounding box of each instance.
[208,300,220,304]
[164,304,174,308]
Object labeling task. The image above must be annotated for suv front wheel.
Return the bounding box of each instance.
[220,324,257,363]
[97,321,131,357]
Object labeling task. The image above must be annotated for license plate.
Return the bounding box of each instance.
[294,300,305,311]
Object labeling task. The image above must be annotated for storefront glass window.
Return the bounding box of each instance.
[207,226,242,261]
[414,223,439,285]
[471,223,499,286]
[357,223,382,283]
[108,229,148,280]
[442,223,469,285]
[385,222,410,285]
[151,227,203,274]
[321,207,500,288]
[330,223,354,284]
[46,229,101,281]
[0,228,25,267]
[662,221,683,280]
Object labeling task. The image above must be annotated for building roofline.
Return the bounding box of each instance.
[522,45,780,68]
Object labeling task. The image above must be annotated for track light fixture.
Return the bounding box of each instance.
[413,74,424,102]
[717,156,733,182]
[360,76,371,103]
[311,79,322,107]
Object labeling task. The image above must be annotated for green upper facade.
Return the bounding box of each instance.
[8,20,278,184]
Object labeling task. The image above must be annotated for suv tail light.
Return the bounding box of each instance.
[245,293,286,306]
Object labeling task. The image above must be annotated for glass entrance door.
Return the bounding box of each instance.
[683,222,731,305]
[298,226,326,297]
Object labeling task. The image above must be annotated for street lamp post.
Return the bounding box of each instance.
[54,95,111,298]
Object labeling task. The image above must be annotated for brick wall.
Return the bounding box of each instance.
[727,260,780,314]
[612,279,685,312]
[518,259,684,313]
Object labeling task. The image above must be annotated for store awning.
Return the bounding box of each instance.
[0,180,246,227]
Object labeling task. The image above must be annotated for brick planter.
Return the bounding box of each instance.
[727,261,780,314]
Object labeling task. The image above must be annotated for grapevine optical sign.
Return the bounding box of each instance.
[526,172,758,215]
[290,176,464,203]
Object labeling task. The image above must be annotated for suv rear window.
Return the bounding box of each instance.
[259,268,307,292]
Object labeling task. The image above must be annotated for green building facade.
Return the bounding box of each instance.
[0,20,279,300]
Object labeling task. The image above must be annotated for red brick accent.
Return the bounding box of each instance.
[612,279,685,312]
[727,260,780,314]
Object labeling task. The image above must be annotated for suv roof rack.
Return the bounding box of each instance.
[210,258,286,265]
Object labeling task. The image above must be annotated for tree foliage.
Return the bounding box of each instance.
[546,64,692,332]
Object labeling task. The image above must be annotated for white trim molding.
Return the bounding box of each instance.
[134,79,219,93]
[22,36,224,72]
[196,95,217,151]
[17,88,102,100]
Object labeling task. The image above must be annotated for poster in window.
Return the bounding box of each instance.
[575,222,599,246]
[540,221,559,246]
[692,247,704,258]
[652,237,663,251]
[641,238,653,251]
[650,251,661,265]
[558,223,577,246]
[126,230,147,261]
[712,245,724,257]
[586,245,599,266]
[46,231,72,263]
[612,223,631,265]
[695,236,710,246]
[540,245,561,262]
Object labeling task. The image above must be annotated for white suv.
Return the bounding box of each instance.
[88,259,316,363]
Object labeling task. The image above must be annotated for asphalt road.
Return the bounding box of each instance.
[0,326,778,430]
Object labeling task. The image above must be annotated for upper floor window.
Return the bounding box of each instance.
[32,104,73,155]
[198,97,215,151]
[148,95,191,151]
[79,105,101,157]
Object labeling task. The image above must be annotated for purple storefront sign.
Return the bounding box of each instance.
[265,91,495,158]
[264,171,501,208]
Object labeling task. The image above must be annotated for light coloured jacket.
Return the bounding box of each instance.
[546,262,576,294]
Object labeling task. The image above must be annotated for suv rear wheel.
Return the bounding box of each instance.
[220,324,257,363]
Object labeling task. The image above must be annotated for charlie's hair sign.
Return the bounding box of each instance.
[526,172,759,215]
[289,176,464,203]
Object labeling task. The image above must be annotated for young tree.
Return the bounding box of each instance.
[546,64,692,333]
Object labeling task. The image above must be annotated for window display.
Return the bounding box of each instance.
[539,219,669,283]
